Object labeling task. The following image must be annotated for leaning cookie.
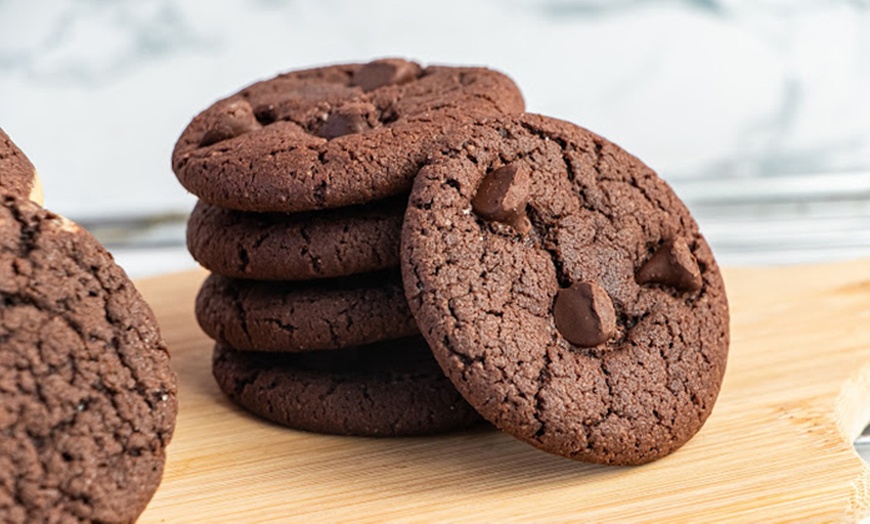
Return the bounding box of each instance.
[196,271,418,352]
[401,114,729,466]
[213,337,482,436]
[187,196,403,280]
[0,128,43,204]
[0,196,177,522]
[172,59,524,213]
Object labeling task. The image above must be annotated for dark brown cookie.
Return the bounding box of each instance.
[172,59,525,213]
[0,128,42,204]
[0,196,177,522]
[187,196,403,280]
[212,337,482,436]
[401,114,729,466]
[196,271,417,352]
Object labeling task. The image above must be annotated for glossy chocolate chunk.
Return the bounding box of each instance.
[636,238,702,293]
[553,281,616,347]
[352,58,421,92]
[471,163,532,233]
[318,102,376,139]
[199,99,261,147]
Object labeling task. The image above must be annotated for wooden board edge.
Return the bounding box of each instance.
[837,361,870,518]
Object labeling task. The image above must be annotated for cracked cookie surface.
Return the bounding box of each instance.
[212,337,482,436]
[0,129,40,204]
[187,196,403,280]
[0,196,177,522]
[196,271,417,352]
[172,59,525,212]
[401,114,729,465]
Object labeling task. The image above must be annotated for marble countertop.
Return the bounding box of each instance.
[1,0,868,276]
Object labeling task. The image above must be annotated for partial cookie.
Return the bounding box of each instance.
[187,196,403,280]
[212,337,482,436]
[0,128,43,204]
[401,115,729,466]
[0,196,177,522]
[196,271,417,352]
[172,59,525,212]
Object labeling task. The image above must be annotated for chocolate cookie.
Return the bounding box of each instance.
[401,115,729,465]
[212,337,481,436]
[187,196,403,280]
[0,128,43,204]
[0,196,177,522]
[172,59,525,212]
[196,271,417,352]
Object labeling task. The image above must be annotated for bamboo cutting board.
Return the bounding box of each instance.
[136,259,870,522]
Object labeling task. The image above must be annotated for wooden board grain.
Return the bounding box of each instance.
[136,260,870,522]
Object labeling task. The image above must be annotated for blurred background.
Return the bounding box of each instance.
[0,0,868,276]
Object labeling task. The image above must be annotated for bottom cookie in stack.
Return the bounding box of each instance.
[212,337,482,437]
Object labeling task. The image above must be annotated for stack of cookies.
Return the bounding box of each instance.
[173,59,526,436]
[173,58,730,465]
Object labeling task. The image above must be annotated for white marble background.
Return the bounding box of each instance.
[0,0,868,273]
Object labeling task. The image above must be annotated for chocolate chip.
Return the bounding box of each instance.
[318,102,376,139]
[253,105,277,125]
[352,59,421,92]
[553,281,616,347]
[635,238,702,292]
[200,99,261,147]
[471,164,532,233]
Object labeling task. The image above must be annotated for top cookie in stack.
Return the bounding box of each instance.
[176,58,524,281]
[174,59,525,437]
[173,58,524,215]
